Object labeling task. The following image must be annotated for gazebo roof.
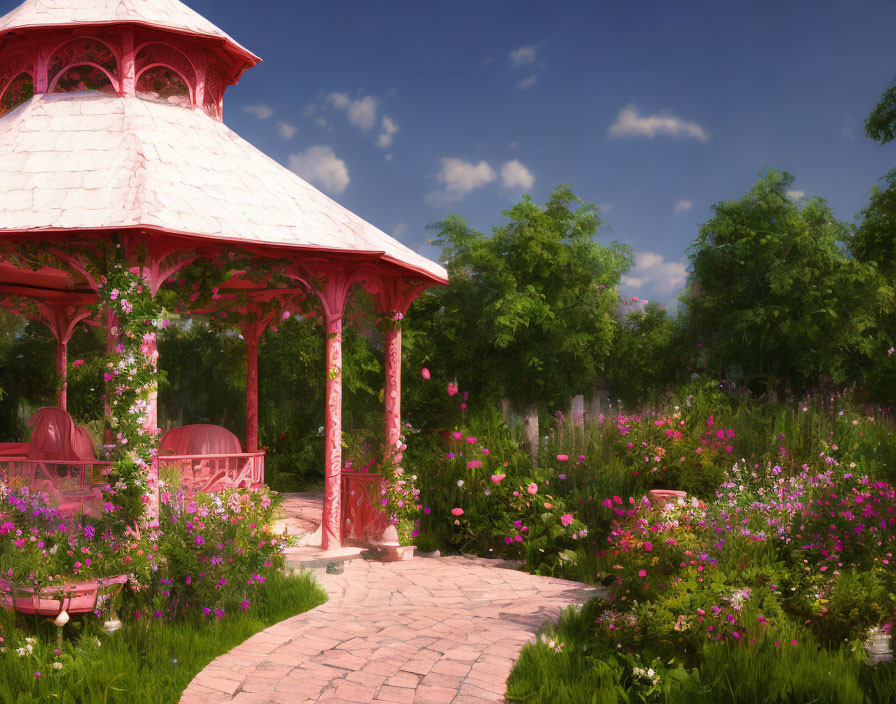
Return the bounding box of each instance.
[0,93,448,284]
[0,0,259,64]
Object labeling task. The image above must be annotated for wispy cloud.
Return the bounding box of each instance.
[673,199,693,214]
[426,157,496,205]
[509,45,537,67]
[243,104,274,120]
[786,189,806,200]
[378,116,399,148]
[500,159,535,190]
[609,105,709,142]
[288,145,350,195]
[327,92,378,131]
[277,121,297,139]
[621,252,688,307]
[517,74,538,89]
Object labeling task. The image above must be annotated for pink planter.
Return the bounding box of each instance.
[649,489,687,506]
[0,574,128,617]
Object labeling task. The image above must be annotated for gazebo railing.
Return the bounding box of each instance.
[0,459,111,500]
[158,452,264,494]
[341,471,389,546]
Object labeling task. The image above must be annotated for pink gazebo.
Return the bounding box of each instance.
[0,0,447,549]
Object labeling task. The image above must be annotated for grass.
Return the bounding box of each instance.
[0,570,327,704]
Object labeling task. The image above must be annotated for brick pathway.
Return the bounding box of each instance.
[180,555,597,704]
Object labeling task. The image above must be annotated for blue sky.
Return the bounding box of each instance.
[10,0,896,307]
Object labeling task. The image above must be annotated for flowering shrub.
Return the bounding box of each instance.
[0,483,151,588]
[137,487,284,618]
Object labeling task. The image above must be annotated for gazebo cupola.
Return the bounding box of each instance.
[0,0,259,119]
[0,0,448,551]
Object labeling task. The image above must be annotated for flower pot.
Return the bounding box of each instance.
[866,633,893,665]
[0,575,128,618]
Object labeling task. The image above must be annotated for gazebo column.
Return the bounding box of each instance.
[55,338,68,410]
[322,312,343,550]
[384,325,402,461]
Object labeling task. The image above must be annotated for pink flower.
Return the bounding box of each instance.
[707,415,714,427]
[527,483,538,495]
[72,359,84,367]
[557,454,569,462]
[465,436,477,444]
[638,569,647,577]
[421,368,431,379]
[725,445,733,453]
[643,541,653,552]
[451,508,464,516]
[447,382,458,396]
[467,460,482,469]
[560,513,573,526]
[491,474,505,484]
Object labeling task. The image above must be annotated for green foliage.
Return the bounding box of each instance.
[411,186,632,409]
[604,302,691,408]
[686,168,880,396]
[0,570,325,704]
[866,78,896,145]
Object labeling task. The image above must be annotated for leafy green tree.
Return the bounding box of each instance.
[686,168,879,397]
[604,302,690,407]
[866,77,896,145]
[405,186,631,420]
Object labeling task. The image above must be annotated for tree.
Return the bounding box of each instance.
[404,186,631,456]
[866,78,896,145]
[685,168,878,397]
[604,302,690,407]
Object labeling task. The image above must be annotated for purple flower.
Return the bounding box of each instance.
[194,535,204,546]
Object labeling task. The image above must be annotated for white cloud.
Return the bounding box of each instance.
[786,189,806,200]
[277,121,297,139]
[243,104,274,120]
[315,116,329,129]
[517,74,538,89]
[509,45,537,67]
[608,104,709,142]
[378,115,399,148]
[673,199,693,214]
[598,202,613,213]
[500,159,535,190]
[393,222,408,239]
[840,126,855,140]
[426,157,496,205]
[326,92,350,110]
[621,252,688,306]
[288,145,350,195]
[327,92,378,131]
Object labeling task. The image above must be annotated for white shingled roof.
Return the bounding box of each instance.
[0,0,258,62]
[0,93,447,283]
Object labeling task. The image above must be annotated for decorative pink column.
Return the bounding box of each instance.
[322,313,343,551]
[245,323,261,452]
[143,330,160,517]
[55,339,67,410]
[384,325,402,462]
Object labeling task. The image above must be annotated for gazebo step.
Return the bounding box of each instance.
[283,546,365,572]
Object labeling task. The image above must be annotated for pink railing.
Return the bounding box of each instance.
[0,459,111,513]
[158,452,265,494]
[341,471,389,546]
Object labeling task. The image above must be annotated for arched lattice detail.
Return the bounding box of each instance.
[135,42,196,86]
[50,65,116,95]
[136,66,191,106]
[0,72,34,117]
[47,37,118,92]
[0,53,32,94]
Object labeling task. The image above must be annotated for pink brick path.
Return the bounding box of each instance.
[180,556,597,703]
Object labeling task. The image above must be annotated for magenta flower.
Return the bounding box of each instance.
[560,513,574,526]
[557,454,569,462]
[527,483,538,495]
[421,368,431,379]
[643,541,653,552]
[447,382,458,396]
[638,569,647,577]
[451,508,464,516]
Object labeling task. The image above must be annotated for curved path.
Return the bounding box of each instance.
[181,555,597,704]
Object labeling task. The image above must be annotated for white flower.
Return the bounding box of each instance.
[53,662,63,670]
[457,480,464,487]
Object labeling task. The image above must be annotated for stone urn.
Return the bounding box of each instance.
[374,524,416,562]
[865,628,893,665]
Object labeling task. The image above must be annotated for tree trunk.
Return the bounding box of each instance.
[524,403,539,467]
